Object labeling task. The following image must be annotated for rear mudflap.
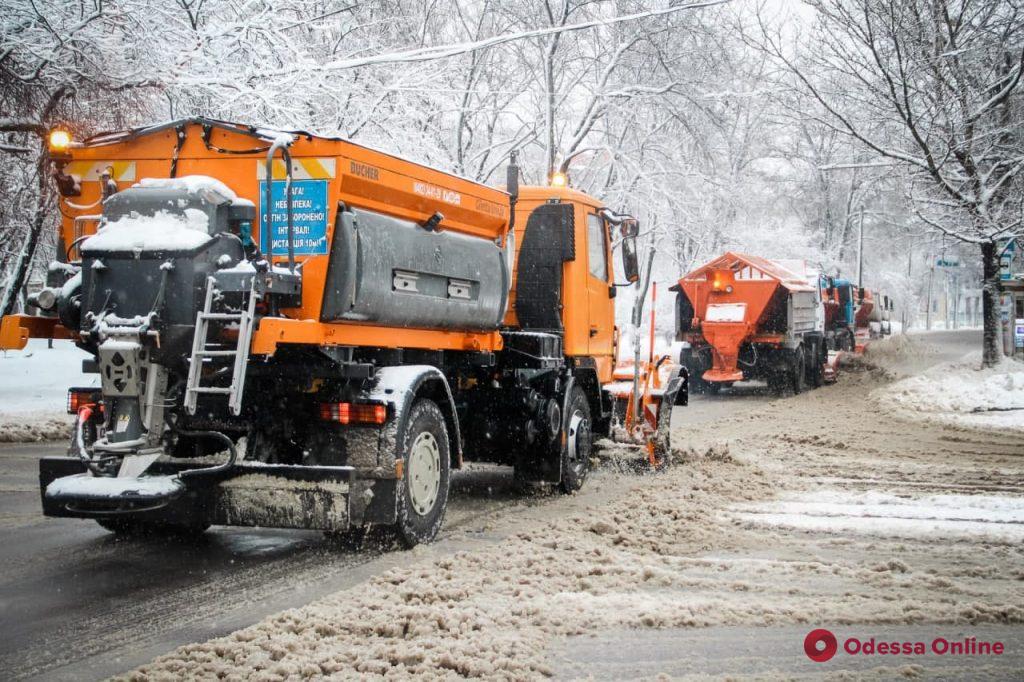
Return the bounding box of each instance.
[39,457,398,531]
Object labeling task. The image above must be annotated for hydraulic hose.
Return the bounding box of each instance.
[176,430,238,479]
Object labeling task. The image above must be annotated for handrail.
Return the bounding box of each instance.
[263,137,296,273]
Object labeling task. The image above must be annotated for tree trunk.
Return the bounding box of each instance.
[0,151,48,318]
[980,240,1003,368]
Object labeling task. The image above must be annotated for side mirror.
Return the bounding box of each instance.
[620,218,640,238]
[622,235,640,283]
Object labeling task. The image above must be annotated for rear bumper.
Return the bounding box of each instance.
[40,457,398,531]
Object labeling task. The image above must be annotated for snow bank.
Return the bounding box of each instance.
[874,352,1024,431]
[0,339,91,442]
[82,208,214,253]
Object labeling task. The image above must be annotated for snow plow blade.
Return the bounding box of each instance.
[39,458,397,532]
[823,350,842,384]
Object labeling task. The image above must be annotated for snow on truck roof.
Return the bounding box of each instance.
[682,252,816,292]
[80,175,237,253]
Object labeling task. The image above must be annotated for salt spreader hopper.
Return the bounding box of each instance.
[672,252,829,395]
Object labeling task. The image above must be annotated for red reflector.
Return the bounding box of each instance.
[67,388,98,414]
[318,402,387,425]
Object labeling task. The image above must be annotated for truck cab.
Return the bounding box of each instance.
[506,186,622,383]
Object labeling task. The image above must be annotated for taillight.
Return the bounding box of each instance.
[67,387,100,414]
[318,402,388,425]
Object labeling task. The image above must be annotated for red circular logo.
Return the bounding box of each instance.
[804,628,838,662]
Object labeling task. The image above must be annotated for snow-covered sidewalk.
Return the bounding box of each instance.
[873,351,1024,431]
[0,339,92,442]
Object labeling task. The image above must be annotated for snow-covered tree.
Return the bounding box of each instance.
[761,0,1024,366]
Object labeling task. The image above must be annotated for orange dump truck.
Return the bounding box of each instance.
[1,118,683,545]
[671,252,828,395]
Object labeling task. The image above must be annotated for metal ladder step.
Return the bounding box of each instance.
[183,276,258,417]
[199,313,243,321]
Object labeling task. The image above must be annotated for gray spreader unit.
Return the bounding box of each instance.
[322,206,509,331]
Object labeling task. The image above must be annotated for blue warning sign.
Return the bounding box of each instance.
[259,179,329,256]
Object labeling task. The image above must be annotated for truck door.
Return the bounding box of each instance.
[585,211,614,360]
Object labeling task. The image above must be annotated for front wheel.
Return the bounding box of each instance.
[392,399,451,548]
[559,386,592,493]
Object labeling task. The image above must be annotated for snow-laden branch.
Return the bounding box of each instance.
[198,1,730,80]
[817,160,904,171]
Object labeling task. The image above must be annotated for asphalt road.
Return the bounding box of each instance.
[0,450,553,681]
[0,329,982,680]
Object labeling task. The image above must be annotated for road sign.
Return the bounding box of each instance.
[259,179,329,256]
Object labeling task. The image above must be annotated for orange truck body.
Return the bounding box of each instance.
[2,120,508,354]
[676,253,817,382]
[0,120,617,380]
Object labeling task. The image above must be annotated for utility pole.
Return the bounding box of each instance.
[856,205,865,288]
[925,252,935,330]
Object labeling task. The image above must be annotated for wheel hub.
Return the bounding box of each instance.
[566,410,590,474]
[407,431,441,516]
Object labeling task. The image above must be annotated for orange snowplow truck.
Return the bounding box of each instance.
[0,118,684,545]
[671,252,828,395]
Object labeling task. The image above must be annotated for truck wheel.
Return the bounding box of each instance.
[393,399,451,548]
[559,386,591,493]
[791,348,806,394]
[806,344,824,388]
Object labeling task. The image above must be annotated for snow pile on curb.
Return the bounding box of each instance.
[874,352,1024,431]
[0,339,91,442]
